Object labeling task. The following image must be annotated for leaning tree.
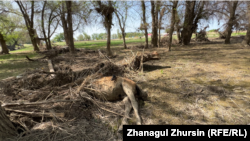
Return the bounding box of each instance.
[114,1,131,49]
[168,1,178,51]
[0,104,18,140]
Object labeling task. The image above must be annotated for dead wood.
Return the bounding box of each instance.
[4,108,65,118]
[78,91,132,119]
[196,26,210,42]
[138,48,145,72]
[47,59,55,78]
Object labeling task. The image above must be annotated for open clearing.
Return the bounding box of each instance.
[0,35,250,140]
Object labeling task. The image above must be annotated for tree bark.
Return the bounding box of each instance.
[168,1,178,51]
[141,1,148,48]
[158,6,165,48]
[41,1,51,50]
[61,2,70,46]
[181,1,196,45]
[66,1,75,53]
[225,1,238,44]
[242,2,250,46]
[0,33,9,54]
[105,1,113,57]
[175,13,181,43]
[122,31,127,49]
[0,105,17,140]
[151,1,158,47]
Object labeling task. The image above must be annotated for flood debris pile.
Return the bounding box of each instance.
[0,48,159,141]
[195,26,210,42]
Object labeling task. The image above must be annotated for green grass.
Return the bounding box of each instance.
[55,38,151,49]
[0,46,43,80]
[0,52,38,62]
[10,44,34,53]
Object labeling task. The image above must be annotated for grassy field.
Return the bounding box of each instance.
[56,38,151,49]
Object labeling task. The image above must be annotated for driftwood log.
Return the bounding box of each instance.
[121,51,161,70]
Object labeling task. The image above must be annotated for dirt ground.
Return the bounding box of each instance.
[1,36,250,140]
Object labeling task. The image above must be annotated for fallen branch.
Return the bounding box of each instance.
[98,49,112,63]
[4,108,65,118]
[1,100,81,107]
[139,48,145,72]
[48,59,55,78]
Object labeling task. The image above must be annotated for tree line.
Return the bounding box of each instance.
[0,1,250,56]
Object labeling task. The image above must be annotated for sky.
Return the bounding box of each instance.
[10,1,221,40]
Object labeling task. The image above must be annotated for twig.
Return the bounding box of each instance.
[98,49,112,63]
[45,91,54,100]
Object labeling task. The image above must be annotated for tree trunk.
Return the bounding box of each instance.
[151,1,158,47]
[41,1,51,50]
[16,1,39,52]
[242,2,250,46]
[175,13,181,43]
[104,1,113,57]
[66,1,75,53]
[0,105,17,140]
[61,2,70,46]
[114,11,127,49]
[141,1,148,48]
[0,33,10,54]
[177,27,181,43]
[168,1,178,51]
[122,30,127,49]
[225,1,238,44]
[181,1,196,45]
[158,6,165,48]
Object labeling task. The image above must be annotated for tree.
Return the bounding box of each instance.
[151,1,159,47]
[83,32,91,40]
[77,34,84,41]
[242,2,250,46]
[0,2,20,54]
[65,1,75,53]
[0,105,17,140]
[40,1,60,50]
[53,33,64,42]
[0,32,9,54]
[57,1,90,48]
[94,1,114,56]
[224,1,239,44]
[181,1,209,45]
[158,3,166,48]
[0,16,11,54]
[141,1,149,48]
[114,1,129,49]
[16,1,40,51]
[168,1,178,51]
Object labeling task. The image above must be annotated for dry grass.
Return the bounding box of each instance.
[139,37,250,125]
